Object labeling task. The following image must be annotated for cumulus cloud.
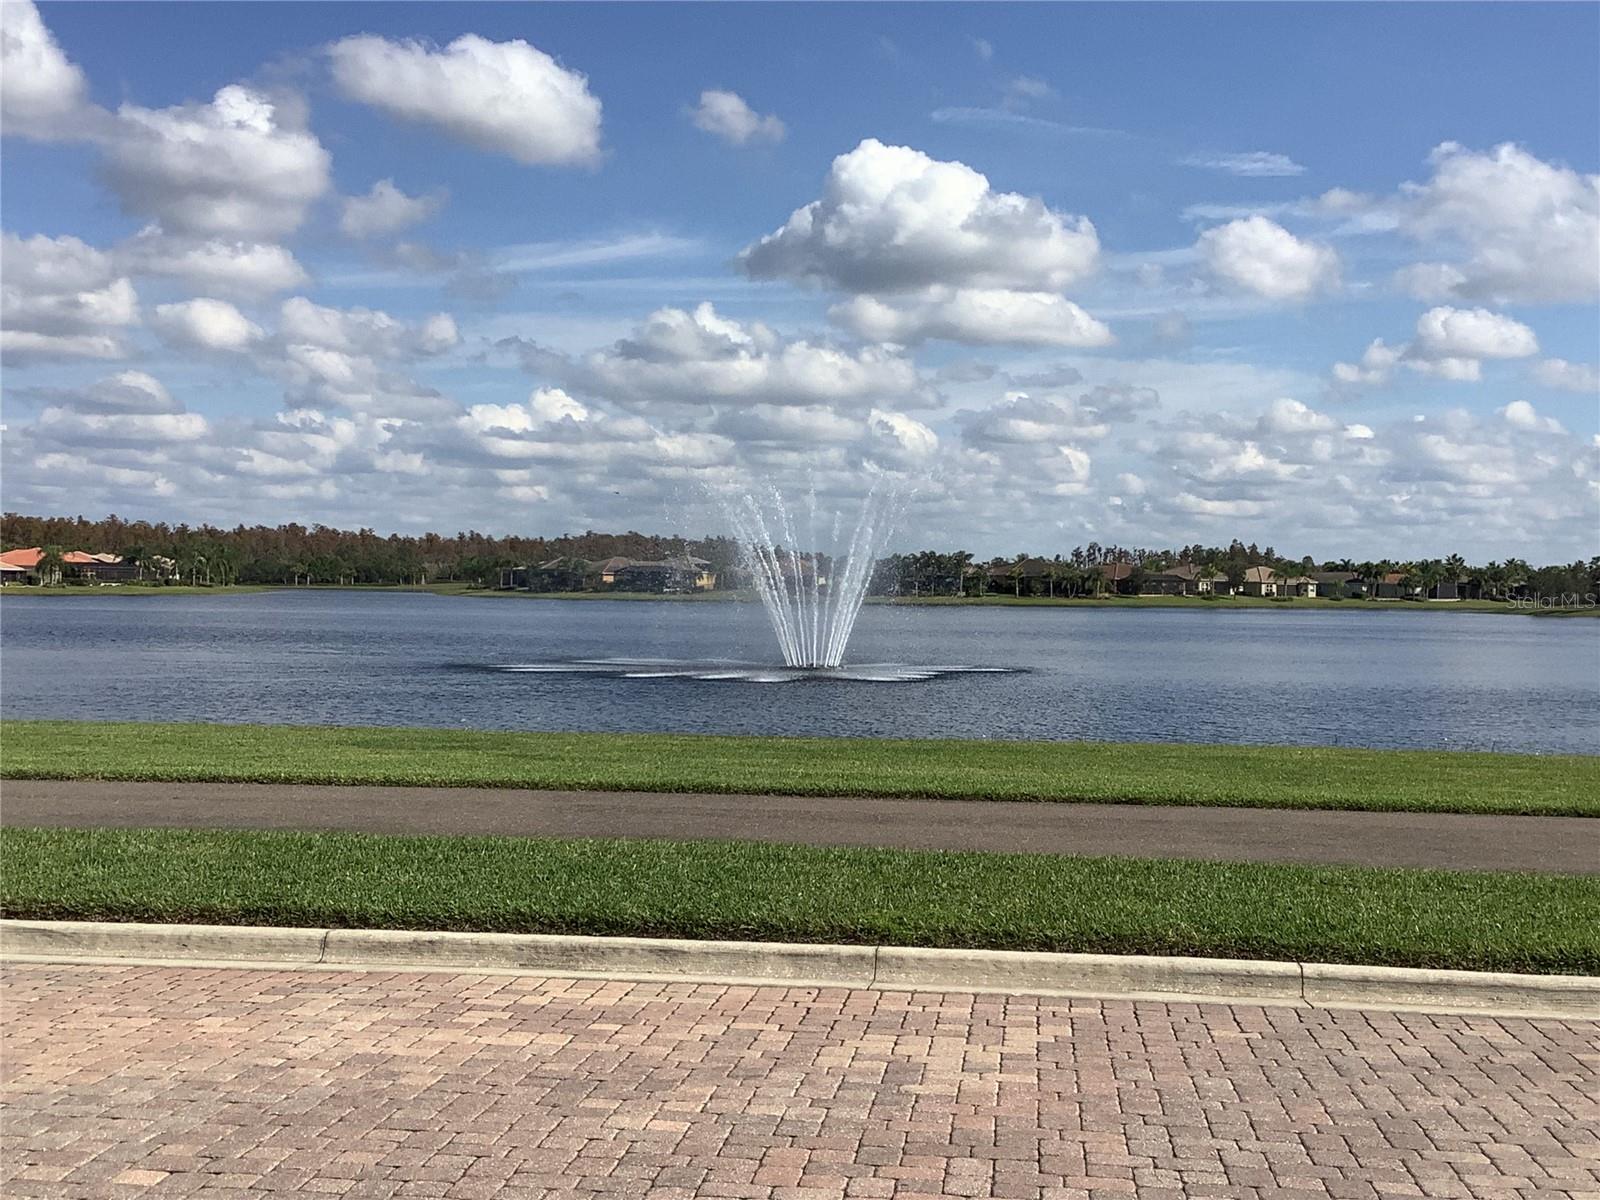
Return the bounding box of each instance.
[1197,216,1339,301]
[830,287,1112,349]
[340,179,447,239]
[1411,305,1538,361]
[268,298,460,420]
[1533,358,1600,394]
[116,228,310,296]
[1395,142,1599,304]
[1500,399,1565,435]
[569,302,925,409]
[1182,151,1306,177]
[959,391,1113,446]
[327,33,602,166]
[104,85,331,240]
[27,369,180,414]
[34,371,207,444]
[689,89,784,146]
[1333,307,1539,387]
[1,0,92,139]
[151,298,264,352]
[0,231,138,363]
[739,138,1099,293]
[279,296,457,359]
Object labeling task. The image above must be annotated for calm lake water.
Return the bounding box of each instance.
[2,591,1596,753]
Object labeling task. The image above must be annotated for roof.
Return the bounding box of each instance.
[1280,575,1316,585]
[0,547,123,567]
[1097,562,1135,580]
[1312,571,1359,583]
[1381,572,1408,584]
[1149,563,1200,581]
[1242,566,1278,583]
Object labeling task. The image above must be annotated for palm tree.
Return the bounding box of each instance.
[38,545,65,587]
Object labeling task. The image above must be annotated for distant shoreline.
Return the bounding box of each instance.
[2,582,1594,616]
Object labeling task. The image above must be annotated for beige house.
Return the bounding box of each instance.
[1279,575,1319,598]
[1240,566,1279,597]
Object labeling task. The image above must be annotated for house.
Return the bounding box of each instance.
[1240,566,1279,597]
[0,547,43,584]
[1279,575,1319,598]
[1095,562,1138,595]
[0,547,138,584]
[1313,571,1366,599]
[1199,571,1230,595]
[1140,563,1218,596]
[614,556,715,593]
[65,551,138,581]
[594,556,634,586]
[984,557,1055,596]
[497,566,529,590]
[1372,572,1420,600]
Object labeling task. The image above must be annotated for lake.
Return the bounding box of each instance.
[2,591,1596,753]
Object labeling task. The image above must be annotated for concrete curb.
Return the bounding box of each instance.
[3,920,1595,1019]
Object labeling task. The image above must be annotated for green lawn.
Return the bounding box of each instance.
[4,720,1595,816]
[4,827,1594,973]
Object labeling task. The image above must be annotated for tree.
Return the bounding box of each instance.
[37,545,64,587]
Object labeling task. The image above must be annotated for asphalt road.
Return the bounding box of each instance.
[2,779,1594,873]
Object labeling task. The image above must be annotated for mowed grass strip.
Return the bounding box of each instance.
[3,720,1596,816]
[4,827,1596,974]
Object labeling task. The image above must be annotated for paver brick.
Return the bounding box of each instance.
[2,963,1596,1198]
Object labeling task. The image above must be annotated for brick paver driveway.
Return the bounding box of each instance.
[2,964,1596,1199]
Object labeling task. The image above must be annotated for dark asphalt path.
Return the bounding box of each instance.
[3,779,1595,873]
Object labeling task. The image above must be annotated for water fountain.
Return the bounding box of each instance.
[721,483,897,669]
[480,480,1016,684]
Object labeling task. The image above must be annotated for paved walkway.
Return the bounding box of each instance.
[3,963,1597,1199]
[4,779,1595,873]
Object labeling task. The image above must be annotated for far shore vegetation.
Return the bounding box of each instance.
[4,826,1595,974]
[4,512,1596,613]
[4,721,1596,817]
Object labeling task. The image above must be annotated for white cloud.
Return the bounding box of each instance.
[830,287,1113,348]
[1197,216,1339,301]
[1,0,91,139]
[32,370,180,414]
[688,89,785,146]
[327,33,601,166]
[279,297,457,359]
[1257,398,1336,435]
[1182,151,1306,178]
[117,228,310,296]
[0,232,138,363]
[1396,142,1599,304]
[1333,307,1538,388]
[268,299,460,420]
[571,302,924,409]
[105,85,331,240]
[1532,358,1599,394]
[1410,305,1538,361]
[36,403,207,445]
[340,179,447,239]
[739,138,1100,293]
[151,298,264,352]
[959,391,1112,446]
[1499,399,1565,434]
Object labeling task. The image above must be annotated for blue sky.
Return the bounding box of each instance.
[3,1,1597,560]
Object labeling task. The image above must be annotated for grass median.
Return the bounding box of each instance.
[3,720,1595,816]
[4,826,1595,974]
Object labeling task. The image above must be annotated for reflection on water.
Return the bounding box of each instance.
[1,591,1596,753]
[483,658,1017,683]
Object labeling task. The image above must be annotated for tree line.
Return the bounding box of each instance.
[2,512,1594,601]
